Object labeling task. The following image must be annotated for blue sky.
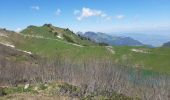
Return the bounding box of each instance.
[0,0,170,34]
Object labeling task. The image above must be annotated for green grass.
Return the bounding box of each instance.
[113,46,170,74]
[1,26,170,74]
[16,37,112,60]
[2,85,37,95]
[21,25,96,46]
[13,35,170,73]
[1,30,110,60]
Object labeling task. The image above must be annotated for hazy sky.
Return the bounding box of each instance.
[0,0,170,34]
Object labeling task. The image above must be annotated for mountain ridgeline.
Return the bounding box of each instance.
[21,24,96,46]
[162,41,170,47]
[79,32,144,46]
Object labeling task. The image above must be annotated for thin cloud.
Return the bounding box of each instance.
[31,6,40,11]
[115,15,125,19]
[55,9,61,16]
[75,7,111,21]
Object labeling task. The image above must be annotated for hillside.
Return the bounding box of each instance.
[81,32,144,46]
[1,27,170,73]
[115,33,170,47]
[162,41,170,47]
[21,24,96,46]
[0,29,140,99]
[1,26,170,100]
[0,28,115,61]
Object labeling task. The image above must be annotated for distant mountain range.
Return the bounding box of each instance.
[162,41,170,47]
[112,33,170,47]
[79,32,144,46]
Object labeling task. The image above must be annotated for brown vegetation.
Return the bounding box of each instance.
[0,44,170,100]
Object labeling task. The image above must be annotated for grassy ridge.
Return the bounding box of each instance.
[21,25,96,46]
[1,26,170,74]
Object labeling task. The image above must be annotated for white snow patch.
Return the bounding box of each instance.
[70,43,84,47]
[0,42,15,48]
[131,49,149,54]
[57,35,63,39]
[22,50,32,55]
[17,49,32,55]
[24,84,30,89]
[0,40,32,55]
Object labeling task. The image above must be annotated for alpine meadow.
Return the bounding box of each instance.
[0,0,170,100]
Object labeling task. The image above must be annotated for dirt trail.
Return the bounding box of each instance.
[22,34,84,47]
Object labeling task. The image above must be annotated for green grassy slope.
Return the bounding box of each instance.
[0,26,170,74]
[0,29,112,60]
[16,36,111,59]
[21,24,96,46]
[113,46,170,73]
